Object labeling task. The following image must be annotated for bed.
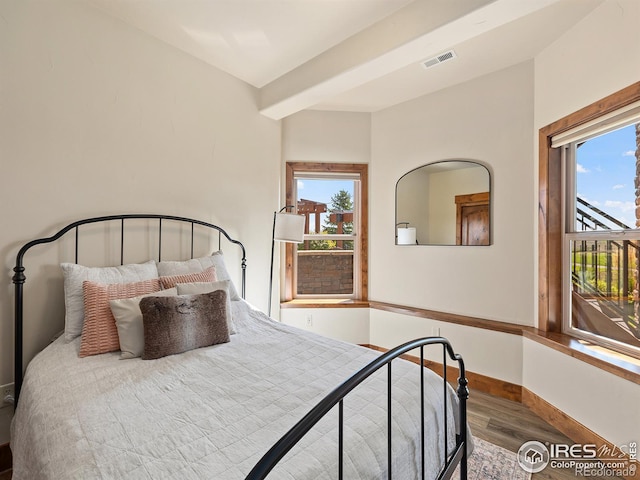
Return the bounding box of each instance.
[10,214,470,479]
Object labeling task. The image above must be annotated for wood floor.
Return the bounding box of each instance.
[0,391,625,480]
[468,390,623,480]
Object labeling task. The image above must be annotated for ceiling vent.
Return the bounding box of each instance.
[422,50,457,69]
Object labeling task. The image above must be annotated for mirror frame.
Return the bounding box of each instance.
[395,159,492,246]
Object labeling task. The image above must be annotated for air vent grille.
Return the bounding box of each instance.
[422,50,457,69]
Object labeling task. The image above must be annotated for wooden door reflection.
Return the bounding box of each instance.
[455,192,490,245]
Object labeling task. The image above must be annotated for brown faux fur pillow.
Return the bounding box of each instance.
[139,290,230,360]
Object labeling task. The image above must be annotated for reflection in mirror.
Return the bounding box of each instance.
[396,160,491,245]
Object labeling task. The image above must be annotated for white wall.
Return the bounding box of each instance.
[282,110,371,164]
[370,309,523,386]
[523,339,639,447]
[396,167,430,243]
[364,62,528,399]
[527,0,640,447]
[0,0,280,392]
[281,308,370,345]
[371,61,536,325]
[534,0,640,130]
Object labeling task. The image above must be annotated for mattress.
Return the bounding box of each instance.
[11,300,463,479]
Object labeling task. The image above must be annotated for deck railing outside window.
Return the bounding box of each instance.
[570,197,640,350]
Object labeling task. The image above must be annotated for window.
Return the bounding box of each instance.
[284,162,368,301]
[560,117,640,357]
[540,82,640,360]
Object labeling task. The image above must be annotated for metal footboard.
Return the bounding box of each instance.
[246,337,469,480]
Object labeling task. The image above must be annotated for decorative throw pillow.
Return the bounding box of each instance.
[176,280,235,334]
[109,287,178,359]
[156,251,241,300]
[79,278,162,357]
[61,260,159,341]
[159,266,216,289]
[140,290,230,360]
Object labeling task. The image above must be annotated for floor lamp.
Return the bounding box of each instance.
[268,206,306,317]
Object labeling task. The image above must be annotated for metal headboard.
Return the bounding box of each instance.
[12,214,247,405]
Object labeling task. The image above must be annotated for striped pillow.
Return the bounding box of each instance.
[79,278,162,357]
[159,266,216,289]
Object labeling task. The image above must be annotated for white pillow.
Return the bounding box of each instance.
[176,280,235,334]
[109,287,178,359]
[61,260,159,341]
[156,251,241,301]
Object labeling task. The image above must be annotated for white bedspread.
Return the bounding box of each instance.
[11,301,464,479]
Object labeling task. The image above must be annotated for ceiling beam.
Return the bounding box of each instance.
[259,0,560,120]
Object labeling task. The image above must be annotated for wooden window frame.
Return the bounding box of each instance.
[284,162,368,303]
[539,81,640,332]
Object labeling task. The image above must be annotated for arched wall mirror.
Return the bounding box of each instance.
[395,160,491,246]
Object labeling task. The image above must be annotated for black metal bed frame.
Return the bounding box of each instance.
[12,214,469,480]
[12,214,246,405]
[246,337,469,480]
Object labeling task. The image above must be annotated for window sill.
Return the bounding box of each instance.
[523,329,640,385]
[280,299,370,309]
[371,302,640,385]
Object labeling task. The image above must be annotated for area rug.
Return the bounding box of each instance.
[454,436,531,480]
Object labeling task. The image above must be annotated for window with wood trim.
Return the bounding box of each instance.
[284,162,368,301]
[539,81,640,360]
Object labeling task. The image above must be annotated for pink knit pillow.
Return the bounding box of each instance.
[79,278,162,357]
[159,266,216,289]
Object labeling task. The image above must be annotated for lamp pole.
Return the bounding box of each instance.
[268,206,295,317]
